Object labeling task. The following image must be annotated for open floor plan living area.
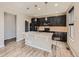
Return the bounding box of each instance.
[0,2,79,57]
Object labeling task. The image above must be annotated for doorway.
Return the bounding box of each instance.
[4,12,16,46]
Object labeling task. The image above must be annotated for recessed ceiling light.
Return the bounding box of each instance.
[27,8,29,10]
[35,5,38,7]
[38,8,41,10]
[44,2,48,4]
[54,3,58,7]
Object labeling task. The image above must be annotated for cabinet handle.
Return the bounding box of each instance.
[69,24,74,26]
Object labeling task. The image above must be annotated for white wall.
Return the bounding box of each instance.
[67,3,79,56]
[4,13,16,40]
[0,6,30,48]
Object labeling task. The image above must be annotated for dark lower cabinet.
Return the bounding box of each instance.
[52,32,67,42]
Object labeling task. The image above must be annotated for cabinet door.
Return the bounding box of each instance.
[47,17,56,25]
[31,18,37,25]
[61,15,66,26]
[37,18,45,25]
[31,18,35,23]
[54,16,60,26]
[56,15,66,26]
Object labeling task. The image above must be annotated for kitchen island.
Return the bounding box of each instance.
[24,31,53,52]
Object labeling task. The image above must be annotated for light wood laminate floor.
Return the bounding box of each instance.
[0,39,73,57]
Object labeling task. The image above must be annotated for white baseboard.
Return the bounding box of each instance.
[16,38,24,42]
[0,44,4,48]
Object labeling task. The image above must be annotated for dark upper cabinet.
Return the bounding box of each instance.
[37,18,45,25]
[55,16,63,26]
[47,17,56,25]
[47,15,66,26]
[31,18,35,23]
[31,15,66,26]
[31,18,37,25]
[59,15,66,26]
[30,15,66,31]
[55,16,61,26]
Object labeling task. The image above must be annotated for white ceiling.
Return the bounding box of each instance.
[0,2,71,17]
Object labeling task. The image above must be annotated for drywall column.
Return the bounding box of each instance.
[0,9,4,48]
[16,13,25,42]
[67,3,79,56]
[73,3,79,56]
